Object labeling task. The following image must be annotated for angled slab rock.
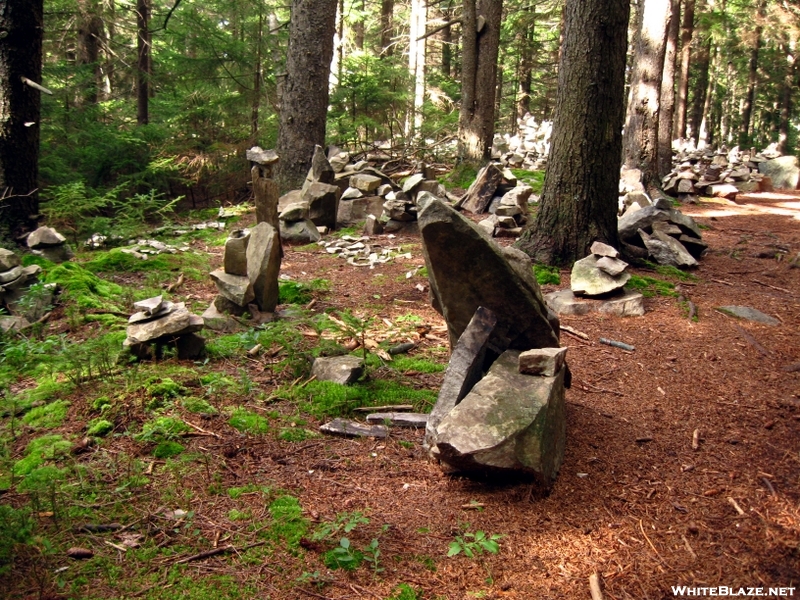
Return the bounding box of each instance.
[302,182,340,229]
[717,305,780,326]
[246,222,282,312]
[27,227,66,248]
[126,303,203,344]
[460,164,504,214]
[518,347,568,377]
[433,350,567,481]
[223,230,250,276]
[418,198,560,352]
[311,356,364,385]
[320,418,388,438]
[210,269,255,307]
[639,229,698,268]
[366,413,428,428]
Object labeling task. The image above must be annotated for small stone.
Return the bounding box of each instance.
[366,413,428,428]
[223,230,250,276]
[350,173,382,193]
[590,241,620,258]
[596,256,628,277]
[27,226,66,248]
[0,249,20,271]
[133,295,165,316]
[311,356,364,385]
[320,418,388,438]
[402,173,425,193]
[341,187,363,200]
[518,347,568,377]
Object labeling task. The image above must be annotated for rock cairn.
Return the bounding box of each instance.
[27,226,74,263]
[490,114,552,170]
[0,248,49,331]
[124,295,205,360]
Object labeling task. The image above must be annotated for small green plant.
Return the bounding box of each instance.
[389,583,423,600]
[181,396,218,415]
[0,504,34,573]
[228,408,270,434]
[313,511,370,542]
[363,537,385,575]
[87,418,114,437]
[268,495,309,548]
[227,508,252,521]
[533,264,560,285]
[323,537,364,571]
[447,531,503,558]
[135,416,190,442]
[279,279,330,305]
[153,441,185,458]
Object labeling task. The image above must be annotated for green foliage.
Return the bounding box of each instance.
[312,511,370,542]
[654,264,699,281]
[388,356,445,374]
[57,332,127,385]
[0,504,34,571]
[135,417,190,442]
[13,435,72,478]
[509,169,545,194]
[279,279,330,305]
[440,164,479,190]
[323,537,364,571]
[87,418,114,437]
[626,275,678,298]
[43,262,124,310]
[447,531,503,558]
[228,408,270,434]
[533,264,560,285]
[389,584,423,600]
[278,427,314,442]
[153,441,185,458]
[22,400,70,429]
[181,396,218,415]
[146,378,183,399]
[268,495,309,548]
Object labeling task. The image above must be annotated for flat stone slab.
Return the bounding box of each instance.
[311,356,364,385]
[545,289,645,317]
[716,306,780,326]
[320,418,388,438]
[365,413,428,428]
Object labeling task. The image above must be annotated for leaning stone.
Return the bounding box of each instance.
[224,230,250,276]
[201,303,241,331]
[596,256,628,277]
[519,347,568,377]
[418,198,560,352]
[666,208,702,239]
[366,413,428,428]
[350,173,382,193]
[571,255,630,296]
[27,226,66,248]
[0,249,20,271]
[246,146,279,166]
[311,355,364,385]
[341,187,363,200]
[651,221,682,237]
[320,418,388,438]
[302,182,340,229]
[424,307,498,451]
[495,205,522,218]
[460,164,504,214]
[590,241,620,258]
[246,222,282,312]
[302,145,335,192]
[639,229,698,268]
[133,295,165,316]
[279,202,309,223]
[280,219,322,244]
[500,185,532,210]
[716,306,780,326]
[329,153,350,173]
[126,303,203,344]
[337,196,384,226]
[678,234,708,258]
[477,216,498,237]
[210,269,255,307]
[364,214,384,236]
[278,189,303,212]
[214,294,248,316]
[376,184,393,196]
[433,350,566,481]
[401,173,425,193]
[618,205,671,243]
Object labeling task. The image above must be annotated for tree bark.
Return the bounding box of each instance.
[251,11,263,142]
[657,0,680,177]
[622,0,672,190]
[689,41,709,144]
[457,0,503,163]
[78,0,103,105]
[275,0,337,192]
[515,0,630,266]
[380,0,394,56]
[778,43,797,154]
[136,0,150,125]
[516,27,533,123]
[0,0,44,238]
[697,43,716,149]
[738,0,765,147]
[353,0,365,50]
[406,0,427,140]
[674,0,695,139]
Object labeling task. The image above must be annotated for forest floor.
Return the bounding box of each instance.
[2,191,799,600]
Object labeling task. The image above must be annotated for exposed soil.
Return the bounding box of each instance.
[4,192,800,600]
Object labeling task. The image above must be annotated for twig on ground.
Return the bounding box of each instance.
[727,497,745,516]
[183,419,221,438]
[589,573,604,600]
[166,273,185,293]
[751,279,790,294]
[733,324,770,357]
[561,325,590,340]
[681,535,698,561]
[761,477,776,495]
[172,541,265,564]
[575,380,625,397]
[639,519,672,570]
[692,429,700,451]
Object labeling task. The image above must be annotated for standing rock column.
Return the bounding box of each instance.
[247,147,281,230]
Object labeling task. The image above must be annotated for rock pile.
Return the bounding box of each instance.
[27,226,74,263]
[124,295,205,360]
[618,198,707,267]
[491,115,552,170]
[0,248,49,331]
[317,235,411,268]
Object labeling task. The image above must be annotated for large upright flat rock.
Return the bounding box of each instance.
[418,198,560,352]
[424,307,498,451]
[246,222,281,312]
[223,230,250,276]
[759,156,799,189]
[460,164,503,214]
[302,182,340,229]
[433,350,567,481]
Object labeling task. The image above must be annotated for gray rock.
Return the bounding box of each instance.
[278,189,303,213]
[401,173,425,193]
[129,301,176,324]
[667,208,702,239]
[280,219,322,244]
[224,230,250,276]
[571,255,630,296]
[497,215,518,228]
[0,266,22,284]
[341,187,363,200]
[337,196,385,226]
[364,214,384,236]
[424,307,498,451]
[32,244,74,264]
[418,198,560,352]
[246,222,282,312]
[383,199,414,221]
[495,205,522,218]
[27,226,66,248]
[376,184,394,196]
[500,185,533,210]
[279,202,309,222]
[477,215,498,237]
[590,241,620,258]
[639,229,698,268]
[311,355,364,385]
[383,219,418,235]
[214,294,248,316]
[320,418,388,438]
[0,249,20,271]
[303,145,335,189]
[416,179,446,198]
[302,182,340,229]
[518,347,568,377]
[201,303,241,331]
[246,146,279,166]
[133,295,165,316]
[758,156,799,190]
[366,413,428,428]
[618,205,671,243]
[433,350,566,481]
[126,303,204,344]
[651,221,683,237]
[329,152,350,173]
[596,256,628,277]
[0,315,30,333]
[210,269,255,307]
[716,306,780,326]
[679,234,708,258]
[175,333,206,360]
[351,173,382,193]
[620,167,644,193]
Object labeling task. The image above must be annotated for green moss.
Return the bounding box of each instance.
[20,254,55,270]
[533,264,560,285]
[267,495,308,548]
[22,399,70,429]
[87,418,114,437]
[43,262,124,310]
[13,435,72,477]
[389,356,445,373]
[654,264,698,281]
[278,427,315,442]
[181,396,218,415]
[146,377,183,399]
[228,408,270,434]
[135,416,190,442]
[153,441,185,458]
[509,169,545,194]
[440,164,479,190]
[627,275,678,298]
[285,379,437,417]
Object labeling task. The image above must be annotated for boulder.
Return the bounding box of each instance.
[618,205,671,243]
[518,347,568,377]
[545,289,645,317]
[279,203,309,223]
[201,303,241,331]
[571,255,630,296]
[401,173,425,193]
[27,226,66,248]
[311,356,364,385]
[418,198,560,352]
[639,229,698,268]
[758,156,799,189]
[210,269,255,306]
[302,182,340,229]
[460,164,504,214]
[246,222,282,312]
[280,219,322,244]
[364,214,384,236]
[302,145,335,191]
[32,244,74,264]
[0,249,20,271]
[500,185,533,210]
[337,196,384,226]
[433,350,566,481]
[350,173,382,193]
[223,230,250,276]
[214,294,248,316]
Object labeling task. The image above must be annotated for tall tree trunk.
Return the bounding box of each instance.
[457,0,503,163]
[778,43,797,154]
[657,0,680,177]
[251,11,263,142]
[406,0,427,140]
[438,2,454,77]
[136,0,150,125]
[275,0,338,192]
[738,0,765,147]
[689,41,709,144]
[78,0,102,105]
[516,0,630,266]
[0,0,44,238]
[516,27,533,123]
[353,0,365,50]
[674,0,695,138]
[697,44,716,149]
[380,0,394,56]
[622,0,672,190]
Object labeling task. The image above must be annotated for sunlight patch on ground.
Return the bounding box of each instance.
[691,193,800,221]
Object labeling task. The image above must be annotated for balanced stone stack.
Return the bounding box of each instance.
[491,114,552,171]
[618,198,707,268]
[124,295,205,360]
[27,226,74,263]
[0,248,47,331]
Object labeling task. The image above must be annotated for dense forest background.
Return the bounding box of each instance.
[33,0,800,237]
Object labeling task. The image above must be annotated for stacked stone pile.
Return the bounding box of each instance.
[27,226,74,263]
[490,115,552,170]
[124,295,205,360]
[0,248,50,331]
